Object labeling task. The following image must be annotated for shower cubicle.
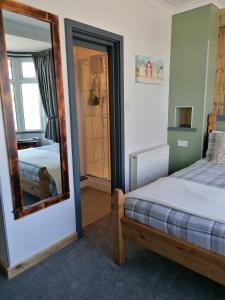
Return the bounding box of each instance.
[74,46,111,188]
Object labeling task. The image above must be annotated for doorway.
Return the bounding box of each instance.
[74,46,111,227]
[65,19,124,237]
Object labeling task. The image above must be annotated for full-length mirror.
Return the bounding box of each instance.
[0,1,69,218]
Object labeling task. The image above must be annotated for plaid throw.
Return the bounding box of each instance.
[171,159,225,189]
[125,159,225,256]
[19,162,57,196]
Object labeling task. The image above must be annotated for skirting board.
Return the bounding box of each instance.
[0,232,77,279]
[81,177,111,194]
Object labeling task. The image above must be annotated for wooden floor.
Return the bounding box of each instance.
[81,187,111,227]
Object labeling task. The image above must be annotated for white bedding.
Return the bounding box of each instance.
[18,147,62,194]
[126,177,225,223]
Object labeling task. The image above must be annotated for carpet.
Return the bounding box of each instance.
[0,214,225,300]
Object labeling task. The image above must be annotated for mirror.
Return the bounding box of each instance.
[0,1,69,218]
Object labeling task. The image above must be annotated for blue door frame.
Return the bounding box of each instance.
[65,19,125,238]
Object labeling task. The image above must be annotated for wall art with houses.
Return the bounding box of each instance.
[135,55,164,84]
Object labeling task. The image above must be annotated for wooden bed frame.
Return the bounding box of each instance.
[21,167,50,201]
[112,112,225,286]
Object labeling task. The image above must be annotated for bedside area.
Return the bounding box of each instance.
[17,139,39,150]
[167,5,219,173]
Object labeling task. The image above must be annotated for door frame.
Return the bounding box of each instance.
[65,19,125,238]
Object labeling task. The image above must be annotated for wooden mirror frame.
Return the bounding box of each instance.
[0,0,70,219]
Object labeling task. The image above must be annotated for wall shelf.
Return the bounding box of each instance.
[175,106,193,128]
[168,127,197,132]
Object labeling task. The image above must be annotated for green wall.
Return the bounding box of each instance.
[168,5,219,173]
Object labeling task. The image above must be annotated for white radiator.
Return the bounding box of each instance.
[130,145,169,191]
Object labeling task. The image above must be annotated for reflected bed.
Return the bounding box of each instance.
[18,143,61,202]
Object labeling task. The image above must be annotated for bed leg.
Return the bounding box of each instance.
[39,168,49,200]
[112,188,126,265]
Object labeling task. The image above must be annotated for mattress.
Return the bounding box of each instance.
[125,159,225,256]
[19,143,60,197]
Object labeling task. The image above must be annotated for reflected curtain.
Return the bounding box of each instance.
[33,49,59,142]
[214,10,225,114]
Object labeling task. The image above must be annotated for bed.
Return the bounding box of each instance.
[112,113,225,286]
[18,143,62,200]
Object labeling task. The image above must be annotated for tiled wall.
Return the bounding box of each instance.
[75,47,111,180]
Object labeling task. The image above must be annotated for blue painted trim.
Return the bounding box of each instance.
[217,115,225,121]
[64,19,125,239]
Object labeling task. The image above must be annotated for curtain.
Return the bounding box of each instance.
[213,10,225,114]
[33,49,59,142]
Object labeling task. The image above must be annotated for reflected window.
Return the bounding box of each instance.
[7,57,46,132]
[8,59,17,130]
[10,83,17,131]
[22,83,41,130]
[8,59,12,79]
[22,61,36,78]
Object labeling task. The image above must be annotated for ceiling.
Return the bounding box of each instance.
[144,0,225,14]
[5,34,52,52]
[2,10,50,31]
[2,10,52,52]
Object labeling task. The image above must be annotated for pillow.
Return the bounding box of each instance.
[38,138,54,146]
[206,131,225,164]
[206,131,218,160]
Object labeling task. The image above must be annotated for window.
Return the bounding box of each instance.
[8,57,46,132]
[22,61,36,78]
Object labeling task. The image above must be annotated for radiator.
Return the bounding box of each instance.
[130,145,169,191]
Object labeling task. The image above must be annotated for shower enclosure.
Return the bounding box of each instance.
[74,46,111,183]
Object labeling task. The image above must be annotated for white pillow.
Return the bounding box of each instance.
[38,138,54,146]
[207,131,225,164]
[206,131,218,160]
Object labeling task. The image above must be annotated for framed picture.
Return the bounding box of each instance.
[135,55,164,84]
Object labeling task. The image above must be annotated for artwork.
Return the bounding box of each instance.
[135,55,164,84]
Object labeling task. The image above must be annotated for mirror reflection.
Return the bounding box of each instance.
[2,10,62,207]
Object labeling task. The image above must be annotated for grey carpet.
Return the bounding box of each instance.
[0,214,225,300]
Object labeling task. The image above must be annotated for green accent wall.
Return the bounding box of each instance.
[168,5,219,173]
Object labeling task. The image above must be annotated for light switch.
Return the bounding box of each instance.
[177,140,188,147]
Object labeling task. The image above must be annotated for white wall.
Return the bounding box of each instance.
[0,0,171,266]
[0,191,8,266]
